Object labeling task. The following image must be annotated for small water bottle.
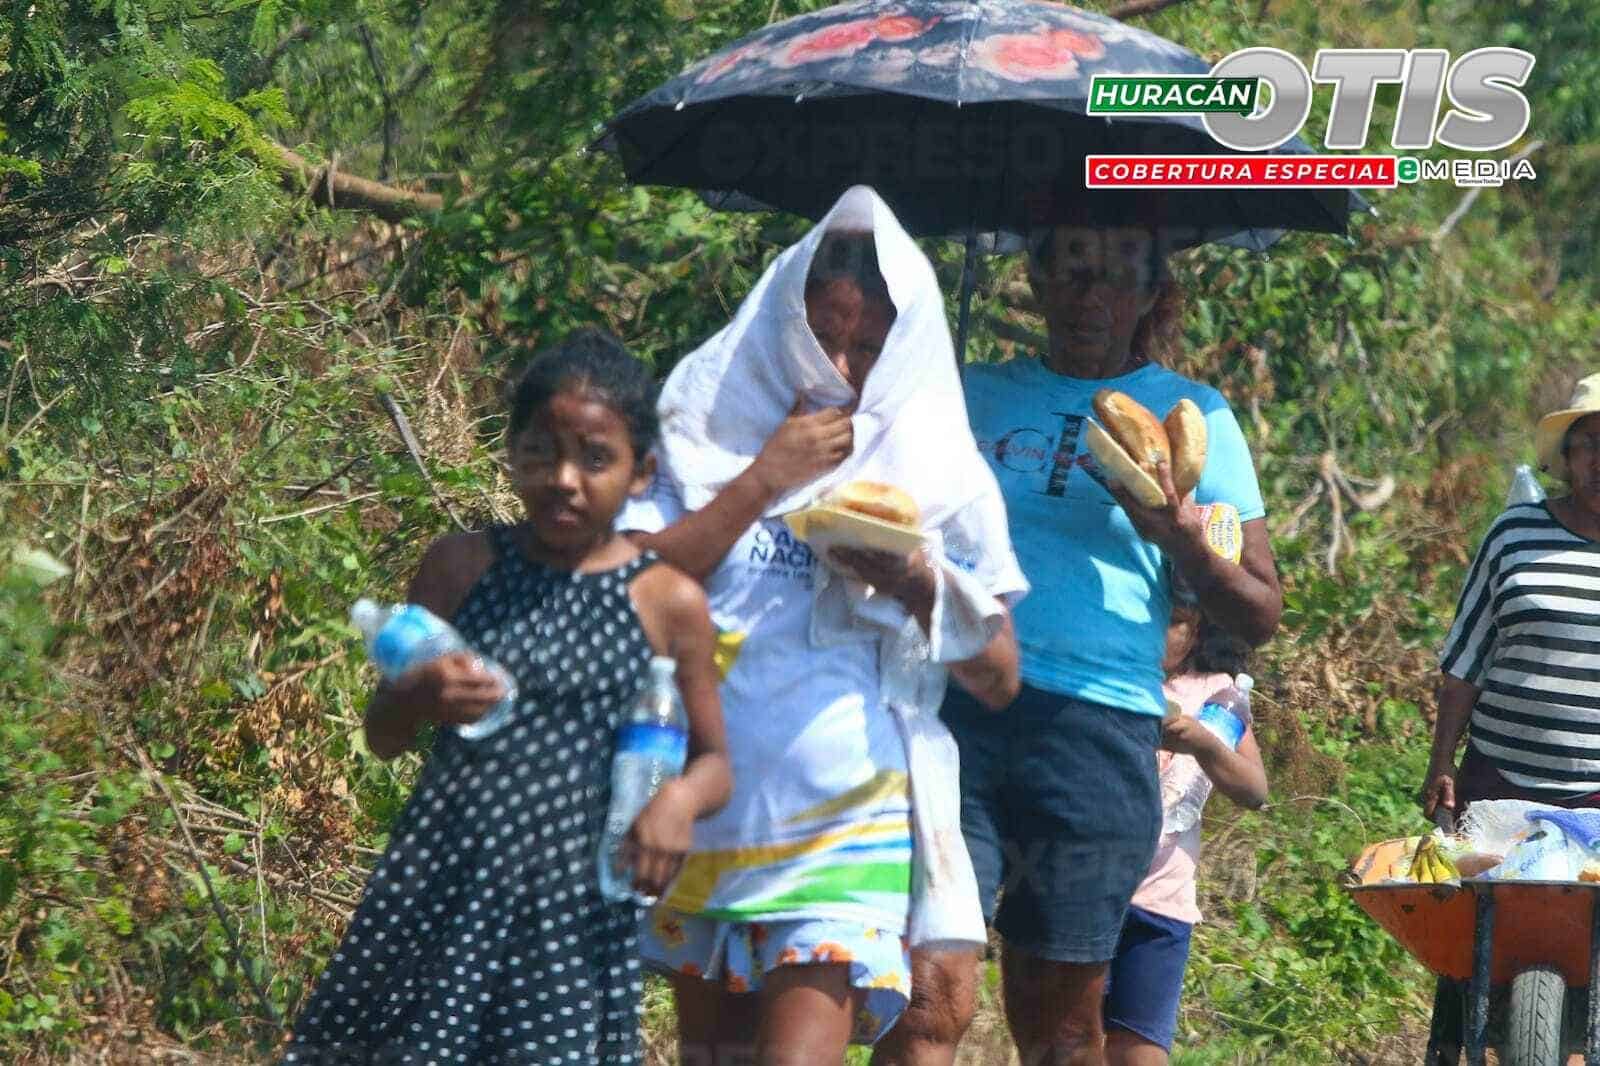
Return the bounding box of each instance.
[1506,463,1546,507]
[1195,674,1254,751]
[1161,758,1211,837]
[349,598,517,741]
[596,656,689,904]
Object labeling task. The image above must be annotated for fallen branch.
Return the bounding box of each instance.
[1332,465,1396,513]
[260,648,348,699]
[283,236,405,294]
[130,741,283,1029]
[1321,452,1348,574]
[156,844,357,918]
[268,143,443,225]
[377,392,469,531]
[258,491,383,525]
[292,455,367,501]
[1279,450,1396,570]
[1278,480,1324,540]
[1109,0,1192,18]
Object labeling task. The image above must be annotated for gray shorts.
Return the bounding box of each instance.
[942,684,1162,963]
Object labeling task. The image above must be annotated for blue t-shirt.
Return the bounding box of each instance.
[963,357,1266,717]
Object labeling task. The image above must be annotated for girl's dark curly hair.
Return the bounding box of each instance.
[1189,612,1252,677]
[507,327,659,464]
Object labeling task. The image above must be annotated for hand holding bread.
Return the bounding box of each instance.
[1084,390,1207,507]
[782,479,926,559]
[829,544,936,613]
[813,481,933,612]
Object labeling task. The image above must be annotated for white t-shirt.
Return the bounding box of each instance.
[619,471,1024,934]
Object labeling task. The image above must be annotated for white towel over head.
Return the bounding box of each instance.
[655,185,993,527]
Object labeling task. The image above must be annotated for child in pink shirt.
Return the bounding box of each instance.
[1103,594,1269,1065]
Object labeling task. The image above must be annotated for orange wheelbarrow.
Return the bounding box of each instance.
[1349,837,1600,1065]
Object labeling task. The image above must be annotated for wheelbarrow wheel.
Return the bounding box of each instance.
[1506,965,1565,1066]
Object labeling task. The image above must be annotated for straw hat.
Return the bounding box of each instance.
[1537,373,1600,480]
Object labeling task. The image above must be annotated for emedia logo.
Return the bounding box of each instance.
[1086,48,1537,189]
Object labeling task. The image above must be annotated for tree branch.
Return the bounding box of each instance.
[395,61,435,103]
[265,22,315,69]
[1108,0,1193,19]
[130,740,283,1031]
[244,21,315,91]
[268,142,443,224]
[980,313,1047,353]
[377,391,468,531]
[356,23,398,182]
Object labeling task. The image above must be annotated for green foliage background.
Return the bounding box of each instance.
[2,0,1598,1061]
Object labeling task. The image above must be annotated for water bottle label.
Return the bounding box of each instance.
[374,606,451,674]
[1196,702,1245,750]
[616,723,688,766]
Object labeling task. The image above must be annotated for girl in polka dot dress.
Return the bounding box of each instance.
[281,328,732,1066]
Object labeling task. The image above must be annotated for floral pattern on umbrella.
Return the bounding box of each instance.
[969,29,1106,82]
[769,13,942,69]
[678,0,1180,97]
[606,0,1366,244]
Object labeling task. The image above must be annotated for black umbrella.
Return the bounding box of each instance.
[599,0,1367,359]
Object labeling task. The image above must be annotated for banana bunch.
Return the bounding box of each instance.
[1408,835,1461,884]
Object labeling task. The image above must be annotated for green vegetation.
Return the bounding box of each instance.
[2,0,1597,1061]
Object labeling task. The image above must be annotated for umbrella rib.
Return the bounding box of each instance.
[954,0,986,109]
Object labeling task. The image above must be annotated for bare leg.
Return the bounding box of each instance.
[870,947,980,1066]
[1103,1027,1167,1066]
[756,962,861,1066]
[1001,941,1109,1066]
[673,972,762,1066]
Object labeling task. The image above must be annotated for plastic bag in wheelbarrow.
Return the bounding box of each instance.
[1475,810,1600,881]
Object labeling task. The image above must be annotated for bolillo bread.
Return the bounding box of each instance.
[825,480,921,529]
[1164,398,1207,498]
[1093,389,1170,470]
[1085,422,1165,508]
[1084,390,1210,507]
[1086,390,1168,507]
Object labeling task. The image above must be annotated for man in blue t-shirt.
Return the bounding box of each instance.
[873,224,1281,1066]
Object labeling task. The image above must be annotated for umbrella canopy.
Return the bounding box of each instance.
[601,0,1366,245]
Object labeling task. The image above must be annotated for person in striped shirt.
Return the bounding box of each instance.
[1424,373,1600,818]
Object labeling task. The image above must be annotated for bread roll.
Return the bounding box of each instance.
[1093,390,1169,468]
[1087,390,1168,507]
[1084,422,1165,508]
[825,480,921,528]
[1164,398,1207,497]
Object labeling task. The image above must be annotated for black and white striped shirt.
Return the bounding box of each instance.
[1441,503,1600,791]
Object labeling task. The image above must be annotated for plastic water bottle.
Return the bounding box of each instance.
[1162,675,1254,836]
[1196,674,1254,751]
[596,656,689,904]
[349,598,516,741]
[1506,463,1546,507]
[1161,758,1211,837]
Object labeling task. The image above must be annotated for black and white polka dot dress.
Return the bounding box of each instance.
[282,527,657,1065]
